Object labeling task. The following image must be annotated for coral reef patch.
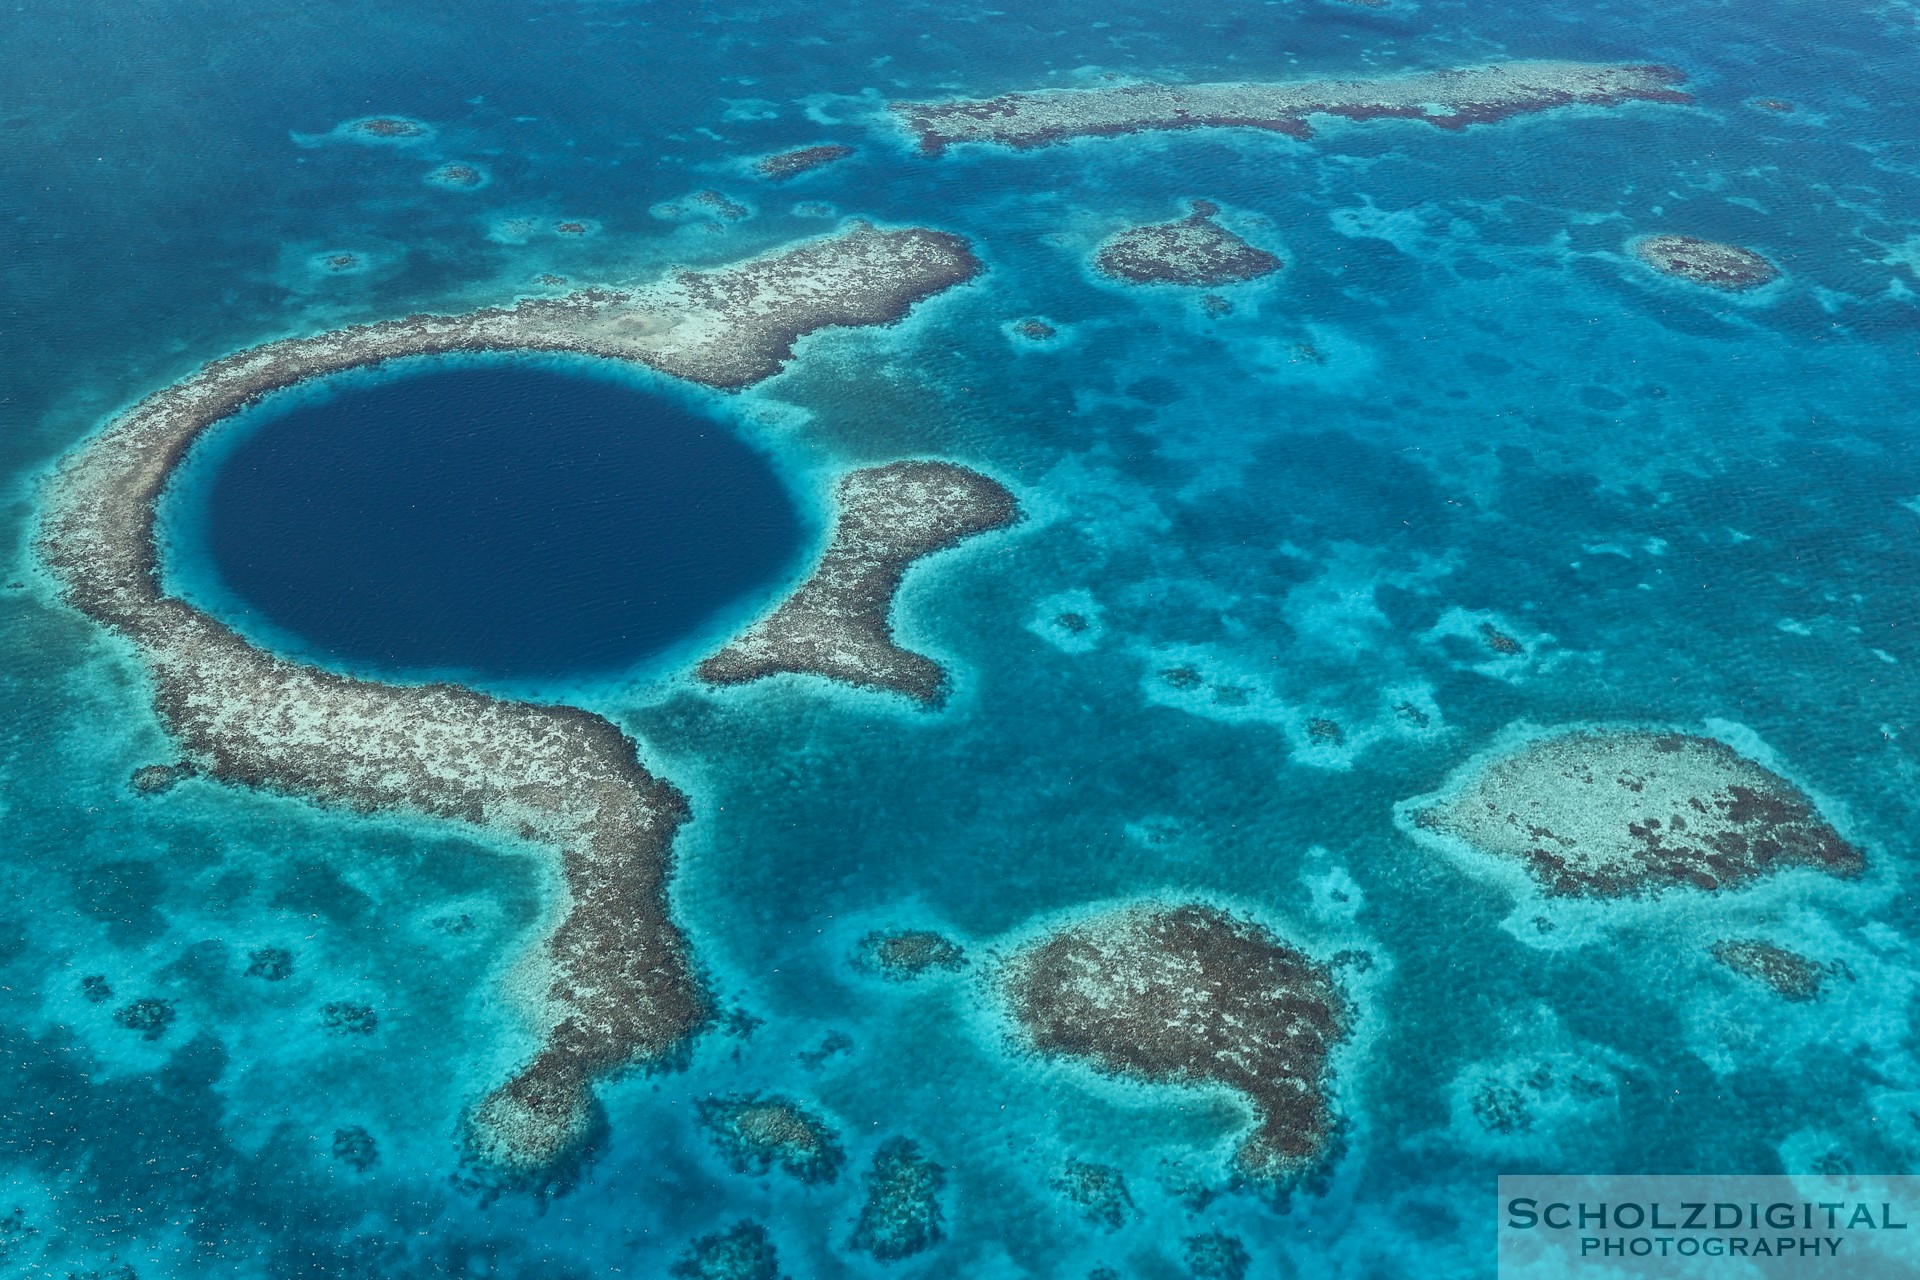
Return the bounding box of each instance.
[847,1137,945,1261]
[1093,201,1281,286]
[1409,730,1863,897]
[1712,939,1831,1001]
[1053,1157,1132,1230]
[35,224,981,1186]
[853,928,967,980]
[1001,903,1348,1184]
[697,1093,845,1184]
[892,61,1689,154]
[670,1220,786,1280]
[1632,234,1779,290]
[698,461,1016,705]
[754,144,855,181]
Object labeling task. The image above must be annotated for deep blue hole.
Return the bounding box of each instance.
[192,362,805,682]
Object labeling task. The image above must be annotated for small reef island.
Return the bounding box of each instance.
[1093,201,1281,287]
[699,461,1016,705]
[1406,730,1863,897]
[891,60,1689,153]
[754,143,856,181]
[36,223,985,1189]
[1001,903,1349,1185]
[1632,234,1780,290]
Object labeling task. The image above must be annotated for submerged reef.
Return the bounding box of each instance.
[1633,234,1779,290]
[424,162,488,191]
[1053,1157,1132,1230]
[853,928,967,980]
[244,947,293,981]
[848,1137,945,1261]
[1093,201,1281,286]
[1711,939,1831,1001]
[332,1125,379,1171]
[755,144,855,181]
[113,997,176,1041]
[1184,1231,1252,1280]
[1002,904,1348,1184]
[36,224,981,1187]
[129,761,194,794]
[671,1220,786,1280]
[699,461,1016,705]
[892,60,1689,154]
[698,1093,845,1184]
[1410,730,1863,897]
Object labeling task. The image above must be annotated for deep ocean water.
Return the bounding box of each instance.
[5,0,1920,1277]
[164,361,808,686]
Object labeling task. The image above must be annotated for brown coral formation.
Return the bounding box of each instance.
[35,224,982,1185]
[1711,939,1829,1002]
[1411,730,1864,897]
[1001,903,1348,1184]
[698,461,1016,705]
[892,60,1689,154]
[1093,201,1281,287]
[1633,234,1779,290]
[755,144,856,181]
[854,929,967,980]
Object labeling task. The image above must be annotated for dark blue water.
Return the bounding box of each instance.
[196,364,804,681]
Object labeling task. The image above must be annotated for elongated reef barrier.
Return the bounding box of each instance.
[891,60,1689,154]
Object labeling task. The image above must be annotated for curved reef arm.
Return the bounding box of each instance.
[698,460,1018,706]
[34,224,982,1188]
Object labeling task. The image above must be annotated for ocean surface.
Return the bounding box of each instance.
[4,0,1920,1277]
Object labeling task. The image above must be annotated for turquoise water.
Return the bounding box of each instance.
[6,0,1920,1276]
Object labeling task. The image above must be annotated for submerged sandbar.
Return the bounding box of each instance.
[892,60,1690,154]
[36,223,982,1187]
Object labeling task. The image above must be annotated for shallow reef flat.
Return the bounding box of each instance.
[1001,903,1349,1186]
[698,461,1017,705]
[1094,200,1281,287]
[1408,730,1863,897]
[34,224,982,1188]
[891,60,1690,154]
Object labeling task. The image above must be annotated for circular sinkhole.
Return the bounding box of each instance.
[162,358,810,686]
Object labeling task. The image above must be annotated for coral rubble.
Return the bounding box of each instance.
[113,997,176,1041]
[893,61,1689,154]
[671,1220,786,1280]
[332,1125,379,1171]
[129,761,194,794]
[244,947,293,981]
[699,461,1015,704]
[698,1093,845,1184]
[1412,730,1862,896]
[1093,201,1281,286]
[1711,939,1830,1001]
[1632,234,1779,290]
[853,929,967,980]
[755,144,855,181]
[1002,904,1348,1184]
[1184,1232,1252,1280]
[36,224,981,1186]
[848,1137,945,1261]
[1053,1157,1132,1230]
